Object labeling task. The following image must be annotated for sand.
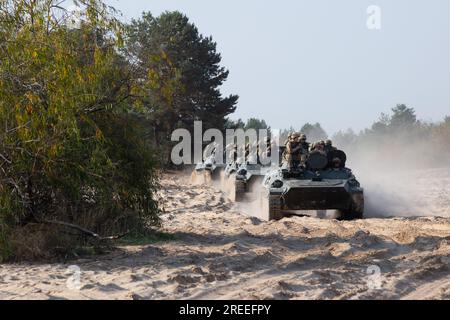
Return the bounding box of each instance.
[1,171,450,300]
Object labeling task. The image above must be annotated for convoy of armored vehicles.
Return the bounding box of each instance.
[192,139,364,221]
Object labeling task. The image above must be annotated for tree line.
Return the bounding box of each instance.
[240,104,450,169]
[332,104,450,168]
[248,104,450,167]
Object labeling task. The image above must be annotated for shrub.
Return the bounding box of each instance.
[0,0,160,261]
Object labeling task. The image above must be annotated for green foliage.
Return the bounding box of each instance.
[225,118,269,132]
[444,116,450,124]
[332,129,358,147]
[367,105,417,138]
[300,122,328,142]
[433,116,450,155]
[126,11,238,155]
[244,118,269,131]
[370,113,390,135]
[224,118,245,130]
[331,104,450,167]
[0,0,160,261]
[390,104,417,128]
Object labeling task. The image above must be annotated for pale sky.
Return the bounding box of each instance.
[105,0,450,135]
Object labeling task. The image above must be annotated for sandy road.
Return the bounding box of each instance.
[1,172,450,300]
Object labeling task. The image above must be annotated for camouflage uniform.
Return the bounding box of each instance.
[324,139,337,154]
[312,140,325,152]
[298,134,310,165]
[283,133,292,146]
[283,132,302,169]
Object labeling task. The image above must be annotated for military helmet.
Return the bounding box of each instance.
[291,132,301,139]
[325,139,332,146]
[332,157,341,164]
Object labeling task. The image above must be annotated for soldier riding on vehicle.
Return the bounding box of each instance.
[311,140,326,153]
[283,132,302,170]
[324,139,337,154]
[298,133,310,166]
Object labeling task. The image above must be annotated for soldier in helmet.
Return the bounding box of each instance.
[331,157,342,169]
[297,133,310,166]
[281,132,294,166]
[330,156,354,177]
[324,139,337,154]
[283,132,302,170]
[283,133,292,146]
[312,140,325,152]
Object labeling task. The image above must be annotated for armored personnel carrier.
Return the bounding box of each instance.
[230,141,283,201]
[260,149,364,220]
[191,152,225,184]
[233,163,274,201]
[223,159,240,178]
[234,164,280,202]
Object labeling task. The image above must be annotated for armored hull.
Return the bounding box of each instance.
[261,150,364,220]
[233,163,274,201]
[191,154,225,184]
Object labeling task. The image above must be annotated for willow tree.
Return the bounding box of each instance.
[0,0,159,260]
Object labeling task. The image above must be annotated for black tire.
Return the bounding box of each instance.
[339,210,363,221]
[268,195,283,220]
[337,194,364,221]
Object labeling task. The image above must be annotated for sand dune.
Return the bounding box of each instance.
[1,171,450,300]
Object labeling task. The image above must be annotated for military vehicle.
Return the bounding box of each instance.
[191,152,226,184]
[260,149,364,220]
[223,159,240,178]
[230,141,282,201]
[233,163,274,201]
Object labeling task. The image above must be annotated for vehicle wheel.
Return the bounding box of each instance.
[339,210,363,221]
[268,195,283,220]
[337,194,364,221]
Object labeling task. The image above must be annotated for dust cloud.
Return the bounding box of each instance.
[342,138,450,218]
